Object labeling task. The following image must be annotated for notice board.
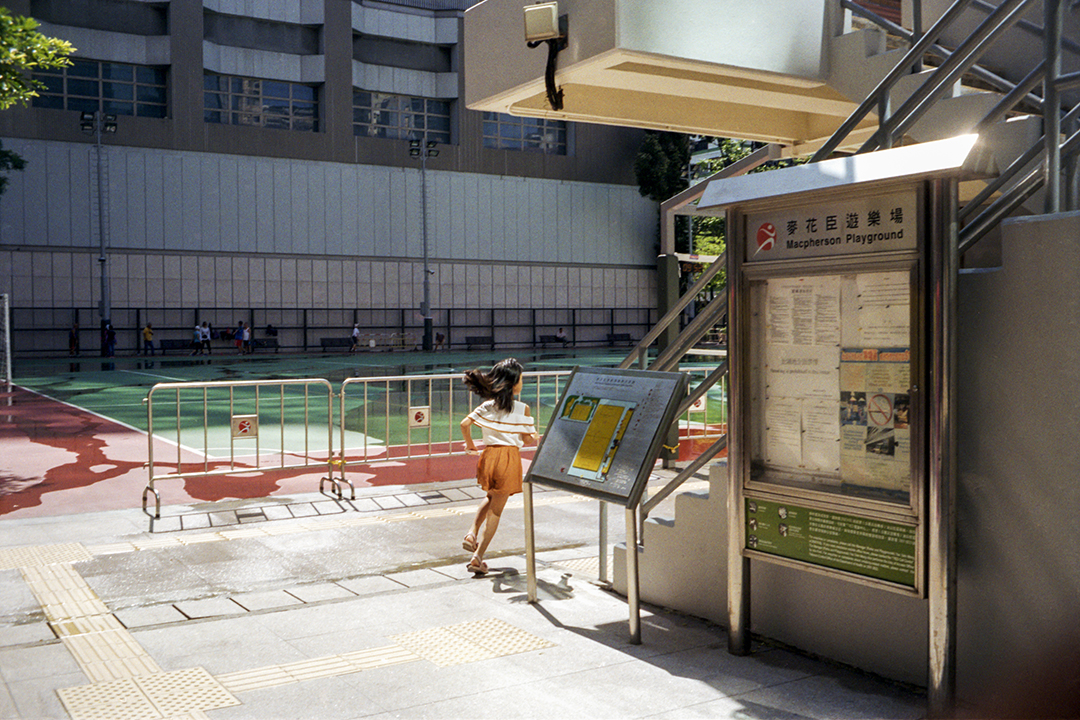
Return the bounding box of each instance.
[525,367,688,507]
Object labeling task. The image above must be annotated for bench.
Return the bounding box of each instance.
[159,339,195,354]
[251,338,279,353]
[538,334,568,347]
[465,335,493,349]
[607,333,632,345]
[320,337,353,351]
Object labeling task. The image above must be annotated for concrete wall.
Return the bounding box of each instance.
[617,212,1080,715]
[0,139,657,343]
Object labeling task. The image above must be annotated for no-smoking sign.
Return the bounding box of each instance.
[867,394,893,427]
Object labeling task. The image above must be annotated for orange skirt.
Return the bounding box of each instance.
[476,445,523,495]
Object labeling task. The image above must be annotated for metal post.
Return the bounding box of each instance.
[525,480,538,602]
[726,208,750,655]
[626,505,641,644]
[1044,0,1064,213]
[597,501,609,585]
[412,139,437,352]
[928,178,958,717]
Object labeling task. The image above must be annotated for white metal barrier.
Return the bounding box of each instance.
[143,378,335,518]
[142,368,725,523]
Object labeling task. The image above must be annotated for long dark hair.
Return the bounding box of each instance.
[463,358,523,413]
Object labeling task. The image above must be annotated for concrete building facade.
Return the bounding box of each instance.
[0,0,657,352]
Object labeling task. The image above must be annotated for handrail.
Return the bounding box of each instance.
[813,0,978,161]
[960,118,1080,252]
[617,259,725,370]
[845,0,1044,109]
[622,144,782,370]
[861,0,1034,153]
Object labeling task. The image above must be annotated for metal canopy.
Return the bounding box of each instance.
[698,135,997,211]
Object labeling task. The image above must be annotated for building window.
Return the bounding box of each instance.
[204,73,318,132]
[32,59,167,118]
[353,91,451,143]
[482,112,566,154]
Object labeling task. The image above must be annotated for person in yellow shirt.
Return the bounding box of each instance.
[142,323,154,356]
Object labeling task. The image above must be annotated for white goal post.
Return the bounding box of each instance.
[0,294,10,392]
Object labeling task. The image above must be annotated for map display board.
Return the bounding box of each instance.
[745,497,917,588]
[526,368,688,506]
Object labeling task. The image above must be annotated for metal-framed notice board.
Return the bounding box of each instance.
[735,183,929,595]
[697,134,993,713]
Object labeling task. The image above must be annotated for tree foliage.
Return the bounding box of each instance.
[633,131,689,203]
[0,8,74,109]
[0,9,73,194]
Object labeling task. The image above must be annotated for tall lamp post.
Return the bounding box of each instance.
[409,139,438,352]
[80,111,116,355]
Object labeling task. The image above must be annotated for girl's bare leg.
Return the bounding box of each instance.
[467,495,492,544]
[474,493,509,562]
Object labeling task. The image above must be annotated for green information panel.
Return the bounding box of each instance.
[745,497,917,587]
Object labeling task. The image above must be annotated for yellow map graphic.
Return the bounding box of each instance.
[562,396,636,481]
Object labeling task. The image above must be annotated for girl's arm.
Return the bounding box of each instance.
[460,416,480,454]
[522,405,539,445]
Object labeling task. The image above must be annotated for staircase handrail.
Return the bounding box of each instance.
[959,112,1080,251]
[860,0,1035,153]
[618,143,781,371]
[845,0,1045,109]
[813,0,978,161]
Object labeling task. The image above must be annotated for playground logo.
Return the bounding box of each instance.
[755,223,776,254]
[231,414,259,439]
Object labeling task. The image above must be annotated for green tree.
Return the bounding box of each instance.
[0,8,74,193]
[690,138,808,291]
[634,131,692,253]
[0,8,74,109]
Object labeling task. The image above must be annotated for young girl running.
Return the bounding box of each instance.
[460,358,539,575]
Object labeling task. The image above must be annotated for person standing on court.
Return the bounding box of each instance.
[459,358,539,575]
[349,323,360,352]
[200,321,212,355]
[142,323,154,355]
[68,322,79,356]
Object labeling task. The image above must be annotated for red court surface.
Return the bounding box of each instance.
[0,386,723,520]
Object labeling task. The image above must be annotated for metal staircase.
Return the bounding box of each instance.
[614,0,1080,617]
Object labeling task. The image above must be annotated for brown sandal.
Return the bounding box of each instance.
[466,556,488,575]
[462,533,478,553]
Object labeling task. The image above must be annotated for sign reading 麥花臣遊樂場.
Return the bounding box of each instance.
[745,189,918,262]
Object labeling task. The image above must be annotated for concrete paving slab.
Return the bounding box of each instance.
[383,568,452,588]
[0,623,53,647]
[231,590,305,612]
[115,604,189,628]
[285,583,356,603]
[336,575,407,596]
[174,596,247,619]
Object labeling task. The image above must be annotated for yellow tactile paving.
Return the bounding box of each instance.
[442,618,556,657]
[0,542,92,569]
[58,667,238,720]
[133,667,240,717]
[57,677,160,720]
[20,564,113,622]
[215,645,421,693]
[553,555,613,577]
[62,628,163,683]
[338,644,420,670]
[389,625,499,667]
[50,613,127,637]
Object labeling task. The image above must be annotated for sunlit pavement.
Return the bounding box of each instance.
[0,352,925,719]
